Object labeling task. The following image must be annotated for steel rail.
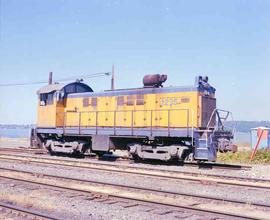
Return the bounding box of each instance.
[0,147,252,170]
[0,167,269,220]
[0,166,268,208]
[0,147,252,171]
[0,147,45,153]
[0,201,58,220]
[0,153,269,190]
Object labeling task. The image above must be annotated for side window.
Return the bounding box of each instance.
[40,94,47,106]
[91,97,97,107]
[47,93,54,105]
[65,84,75,94]
[136,94,144,105]
[117,96,124,106]
[76,85,88,93]
[127,95,134,106]
[83,98,89,107]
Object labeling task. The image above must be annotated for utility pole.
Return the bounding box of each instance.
[48,72,53,85]
[111,64,115,90]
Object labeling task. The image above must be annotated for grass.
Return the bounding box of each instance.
[217,149,270,164]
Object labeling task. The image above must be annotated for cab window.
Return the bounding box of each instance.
[47,93,54,105]
[40,92,54,106]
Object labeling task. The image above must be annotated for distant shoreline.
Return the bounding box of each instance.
[0,124,35,129]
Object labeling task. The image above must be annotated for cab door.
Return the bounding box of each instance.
[37,92,57,128]
[201,96,216,128]
[56,91,66,127]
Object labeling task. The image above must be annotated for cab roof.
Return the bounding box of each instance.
[37,82,93,95]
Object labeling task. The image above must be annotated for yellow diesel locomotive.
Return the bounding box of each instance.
[32,74,235,162]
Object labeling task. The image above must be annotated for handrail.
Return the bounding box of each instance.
[207,108,235,135]
[75,109,189,113]
[78,112,81,135]
[62,108,193,136]
[191,108,194,146]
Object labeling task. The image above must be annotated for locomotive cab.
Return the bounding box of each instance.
[36,82,93,128]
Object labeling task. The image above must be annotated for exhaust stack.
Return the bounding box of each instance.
[48,72,53,85]
[111,64,115,90]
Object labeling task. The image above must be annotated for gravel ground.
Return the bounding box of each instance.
[0,178,229,220]
[8,148,270,180]
[0,157,270,207]
[0,138,29,148]
[0,139,270,219]
[1,138,270,180]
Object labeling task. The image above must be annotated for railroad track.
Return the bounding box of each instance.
[0,147,251,170]
[183,161,251,170]
[0,147,46,154]
[0,201,57,220]
[0,152,269,190]
[0,167,269,220]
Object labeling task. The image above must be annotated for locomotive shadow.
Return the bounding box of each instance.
[47,152,247,170]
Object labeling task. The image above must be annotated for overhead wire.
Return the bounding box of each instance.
[0,72,111,87]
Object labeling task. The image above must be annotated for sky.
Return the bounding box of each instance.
[0,0,269,124]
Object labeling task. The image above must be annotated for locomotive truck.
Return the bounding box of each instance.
[31,74,236,162]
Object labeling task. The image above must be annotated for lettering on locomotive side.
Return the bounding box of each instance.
[160,97,190,106]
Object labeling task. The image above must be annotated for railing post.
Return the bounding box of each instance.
[114,110,116,135]
[191,109,194,146]
[168,109,170,136]
[187,109,189,136]
[131,110,134,136]
[87,112,90,127]
[95,111,98,135]
[63,112,66,135]
[150,110,153,136]
[78,112,81,135]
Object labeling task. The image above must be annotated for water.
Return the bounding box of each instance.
[235,132,250,143]
[0,128,31,138]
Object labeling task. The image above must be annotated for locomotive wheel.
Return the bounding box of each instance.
[131,154,141,162]
[48,149,56,156]
[95,152,105,157]
[70,150,83,158]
